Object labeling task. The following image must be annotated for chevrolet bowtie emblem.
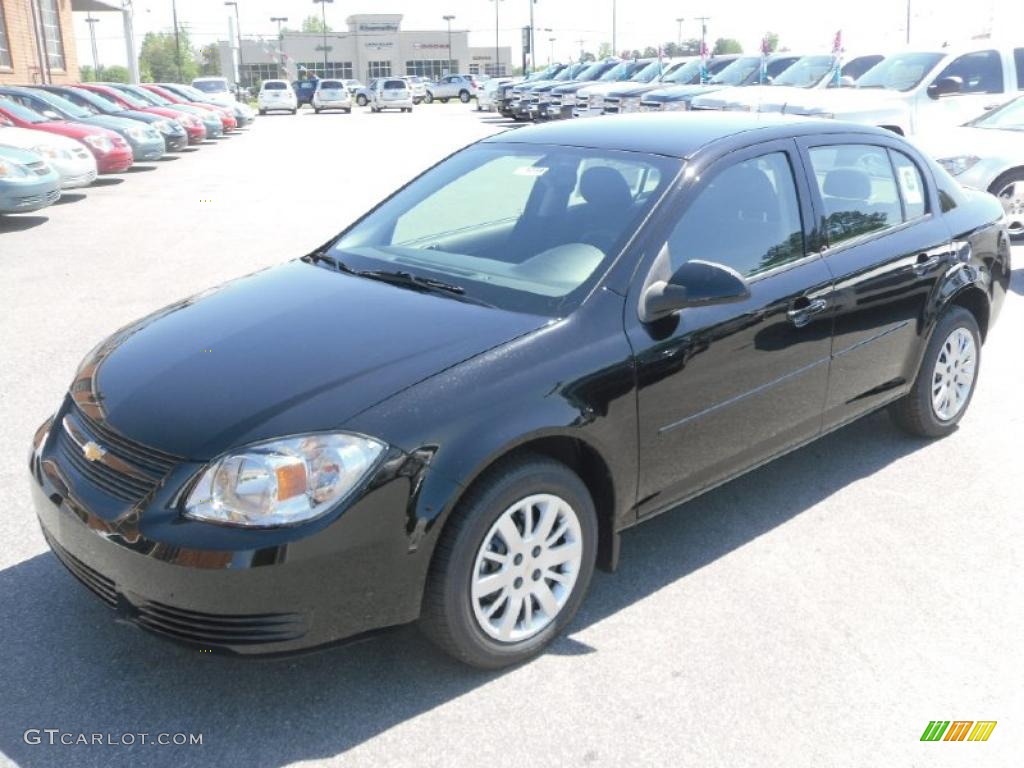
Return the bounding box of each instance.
[82,441,106,462]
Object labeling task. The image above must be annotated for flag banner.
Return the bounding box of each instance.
[700,39,709,84]
[760,36,770,84]
[831,29,843,86]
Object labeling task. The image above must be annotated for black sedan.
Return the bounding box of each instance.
[30,114,1011,668]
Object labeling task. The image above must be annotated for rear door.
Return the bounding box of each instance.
[795,135,953,428]
[627,139,835,517]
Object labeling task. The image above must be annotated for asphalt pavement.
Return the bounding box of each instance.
[0,105,1021,768]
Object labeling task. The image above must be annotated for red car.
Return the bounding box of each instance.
[140,85,237,132]
[0,96,132,173]
[75,83,207,145]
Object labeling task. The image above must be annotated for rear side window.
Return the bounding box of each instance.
[808,145,902,246]
[889,151,927,220]
[934,50,1004,94]
[665,151,805,277]
[1015,49,1024,90]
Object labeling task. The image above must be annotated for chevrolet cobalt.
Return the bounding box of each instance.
[30,114,1010,668]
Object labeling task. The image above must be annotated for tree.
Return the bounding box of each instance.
[102,64,130,82]
[597,42,613,60]
[139,29,198,82]
[580,51,596,63]
[198,44,221,76]
[713,38,743,54]
[301,15,331,33]
[662,42,680,57]
[79,65,98,82]
[680,38,701,56]
[763,32,780,53]
[620,49,641,60]
[642,46,659,58]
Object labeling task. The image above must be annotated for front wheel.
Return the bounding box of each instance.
[889,306,981,438]
[419,455,597,669]
[459,90,471,103]
[989,167,1024,239]
[313,107,321,114]
[424,92,434,104]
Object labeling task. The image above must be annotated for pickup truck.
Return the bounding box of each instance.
[604,56,745,114]
[781,45,1024,135]
[639,53,802,112]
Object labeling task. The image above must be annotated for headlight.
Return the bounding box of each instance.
[31,144,67,159]
[125,125,148,140]
[153,119,173,133]
[621,96,641,113]
[936,155,981,176]
[0,160,28,178]
[726,103,753,112]
[82,134,113,152]
[183,433,386,527]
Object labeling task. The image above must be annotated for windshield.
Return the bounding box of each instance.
[0,97,47,123]
[629,61,663,83]
[78,88,125,111]
[554,64,586,81]
[772,55,834,87]
[969,96,1024,130]
[598,61,634,81]
[661,59,702,84]
[192,79,228,94]
[855,51,944,91]
[326,144,678,316]
[709,57,761,85]
[120,85,167,106]
[63,88,118,113]
[31,90,91,119]
[577,61,610,80]
[102,87,144,108]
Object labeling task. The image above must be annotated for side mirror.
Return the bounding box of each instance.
[640,259,750,323]
[43,109,62,120]
[839,75,855,87]
[927,76,962,99]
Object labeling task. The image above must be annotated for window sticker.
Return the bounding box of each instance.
[515,166,549,177]
[898,165,923,206]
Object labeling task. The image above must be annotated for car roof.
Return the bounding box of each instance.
[482,112,897,159]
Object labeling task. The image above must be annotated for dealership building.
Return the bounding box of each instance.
[0,0,82,84]
[218,14,512,88]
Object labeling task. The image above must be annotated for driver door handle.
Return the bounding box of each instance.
[787,297,828,328]
[913,252,942,275]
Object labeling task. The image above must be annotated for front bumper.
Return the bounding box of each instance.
[314,100,352,110]
[0,180,60,212]
[29,406,449,655]
[96,149,134,174]
[163,132,189,151]
[129,137,166,162]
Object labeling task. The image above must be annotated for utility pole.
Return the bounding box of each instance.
[528,0,536,71]
[122,1,140,83]
[443,15,455,76]
[575,38,585,62]
[271,16,288,77]
[548,36,556,65]
[675,17,684,47]
[85,16,101,80]
[489,0,504,76]
[172,0,183,82]
[612,0,617,55]
[906,0,911,44]
[696,15,711,54]
[313,0,333,76]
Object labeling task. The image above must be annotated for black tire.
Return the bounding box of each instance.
[290,109,297,115]
[313,107,321,114]
[889,306,981,438]
[459,90,471,103]
[419,454,598,669]
[356,95,368,106]
[987,167,1024,240]
[424,92,434,104]
[344,108,351,114]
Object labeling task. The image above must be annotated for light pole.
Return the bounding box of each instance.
[675,17,684,47]
[313,0,333,76]
[224,2,244,89]
[612,0,616,56]
[271,16,288,77]
[548,37,556,66]
[489,0,503,76]
[171,0,183,82]
[906,0,911,44]
[442,15,455,76]
[84,16,101,80]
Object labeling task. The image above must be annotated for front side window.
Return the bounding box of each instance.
[808,144,904,245]
[329,144,679,315]
[664,152,806,277]
[0,5,11,69]
[934,50,1003,94]
[38,0,66,71]
[1016,49,1024,91]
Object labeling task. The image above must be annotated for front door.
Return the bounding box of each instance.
[626,140,834,518]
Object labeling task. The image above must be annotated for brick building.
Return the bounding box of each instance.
[0,0,80,85]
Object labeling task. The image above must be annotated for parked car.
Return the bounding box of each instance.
[29,114,1010,668]
[689,52,886,113]
[402,76,428,104]
[424,74,478,104]
[292,79,318,108]
[497,64,567,116]
[0,117,98,188]
[142,84,238,132]
[640,53,802,112]
[913,94,1024,237]
[105,83,222,140]
[572,59,667,117]
[312,79,353,113]
[259,80,298,115]
[352,80,375,107]
[477,77,514,112]
[0,86,164,162]
[546,60,640,120]
[369,79,414,112]
[782,45,1024,135]
[0,96,132,173]
[158,83,256,127]
[601,57,743,115]
[343,79,364,95]
[511,62,592,120]
[77,83,207,145]
[0,145,60,214]
[38,85,188,152]
[190,77,235,105]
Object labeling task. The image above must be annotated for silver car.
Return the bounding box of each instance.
[369,79,414,113]
[424,74,478,104]
[914,95,1024,238]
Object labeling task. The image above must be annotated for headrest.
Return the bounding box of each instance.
[823,168,872,201]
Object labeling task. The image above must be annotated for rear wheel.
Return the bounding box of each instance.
[459,90,471,103]
[420,455,597,669]
[313,107,320,114]
[889,306,981,438]
[989,168,1024,239]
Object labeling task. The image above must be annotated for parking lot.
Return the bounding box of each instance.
[1,105,1022,767]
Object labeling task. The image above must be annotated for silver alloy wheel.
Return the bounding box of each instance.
[931,327,977,421]
[996,180,1024,236]
[471,493,583,643]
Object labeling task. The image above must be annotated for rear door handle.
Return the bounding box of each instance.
[913,252,942,275]
[787,297,828,327]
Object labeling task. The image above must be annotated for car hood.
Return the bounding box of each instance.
[0,125,83,152]
[81,114,153,134]
[608,82,666,98]
[71,260,548,460]
[782,87,907,115]
[643,83,728,102]
[911,125,1024,159]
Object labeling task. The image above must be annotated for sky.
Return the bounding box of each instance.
[75,0,1021,70]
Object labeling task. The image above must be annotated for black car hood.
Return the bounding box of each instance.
[71,260,547,460]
